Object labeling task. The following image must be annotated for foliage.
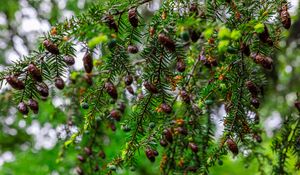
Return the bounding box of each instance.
[0,0,299,175]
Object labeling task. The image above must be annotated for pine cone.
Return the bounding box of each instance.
[161,103,172,114]
[17,102,29,115]
[118,102,126,113]
[84,147,92,156]
[163,128,173,143]
[55,77,65,90]
[250,53,273,70]
[189,29,201,42]
[98,150,106,159]
[109,123,117,131]
[105,82,118,99]
[77,155,85,163]
[295,100,300,112]
[251,97,260,109]
[240,43,250,56]
[177,126,188,135]
[36,82,49,97]
[5,75,25,90]
[160,139,168,147]
[43,39,59,55]
[226,138,239,155]
[158,33,176,52]
[253,134,262,143]
[127,45,139,54]
[145,149,155,162]
[124,75,133,86]
[28,63,43,82]
[176,59,186,72]
[110,109,121,121]
[189,3,199,16]
[83,52,93,73]
[143,81,158,94]
[126,85,134,95]
[245,81,259,96]
[280,5,291,29]
[75,167,84,175]
[180,90,190,103]
[64,55,75,66]
[188,142,199,153]
[128,8,138,28]
[258,25,273,46]
[83,74,93,86]
[28,99,39,114]
[104,15,118,32]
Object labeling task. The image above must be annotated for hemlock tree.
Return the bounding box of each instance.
[0,0,300,174]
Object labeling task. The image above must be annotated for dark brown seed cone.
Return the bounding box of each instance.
[250,53,273,70]
[295,101,300,112]
[94,164,99,172]
[77,155,85,163]
[28,63,42,82]
[176,59,186,72]
[280,5,291,29]
[84,147,92,156]
[149,27,155,37]
[180,90,190,103]
[75,167,84,175]
[5,75,25,90]
[64,55,75,66]
[55,77,65,90]
[145,149,155,162]
[124,75,133,86]
[126,86,134,95]
[153,150,159,156]
[104,15,118,32]
[98,150,106,159]
[83,74,93,86]
[208,56,218,67]
[177,127,188,136]
[83,52,93,73]
[260,56,273,70]
[188,142,199,153]
[28,99,39,114]
[110,109,121,121]
[160,139,168,147]
[258,25,273,46]
[203,61,212,68]
[189,29,201,42]
[109,123,117,131]
[253,134,262,143]
[158,33,175,52]
[105,82,118,99]
[226,138,239,155]
[254,113,260,124]
[251,97,260,109]
[163,128,173,143]
[245,81,259,96]
[127,45,139,54]
[118,102,126,113]
[18,102,29,115]
[128,8,138,28]
[43,40,59,55]
[36,83,49,97]
[143,81,158,94]
[189,3,198,15]
[240,43,250,56]
[161,103,172,114]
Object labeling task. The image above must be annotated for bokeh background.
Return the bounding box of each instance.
[0,0,299,174]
